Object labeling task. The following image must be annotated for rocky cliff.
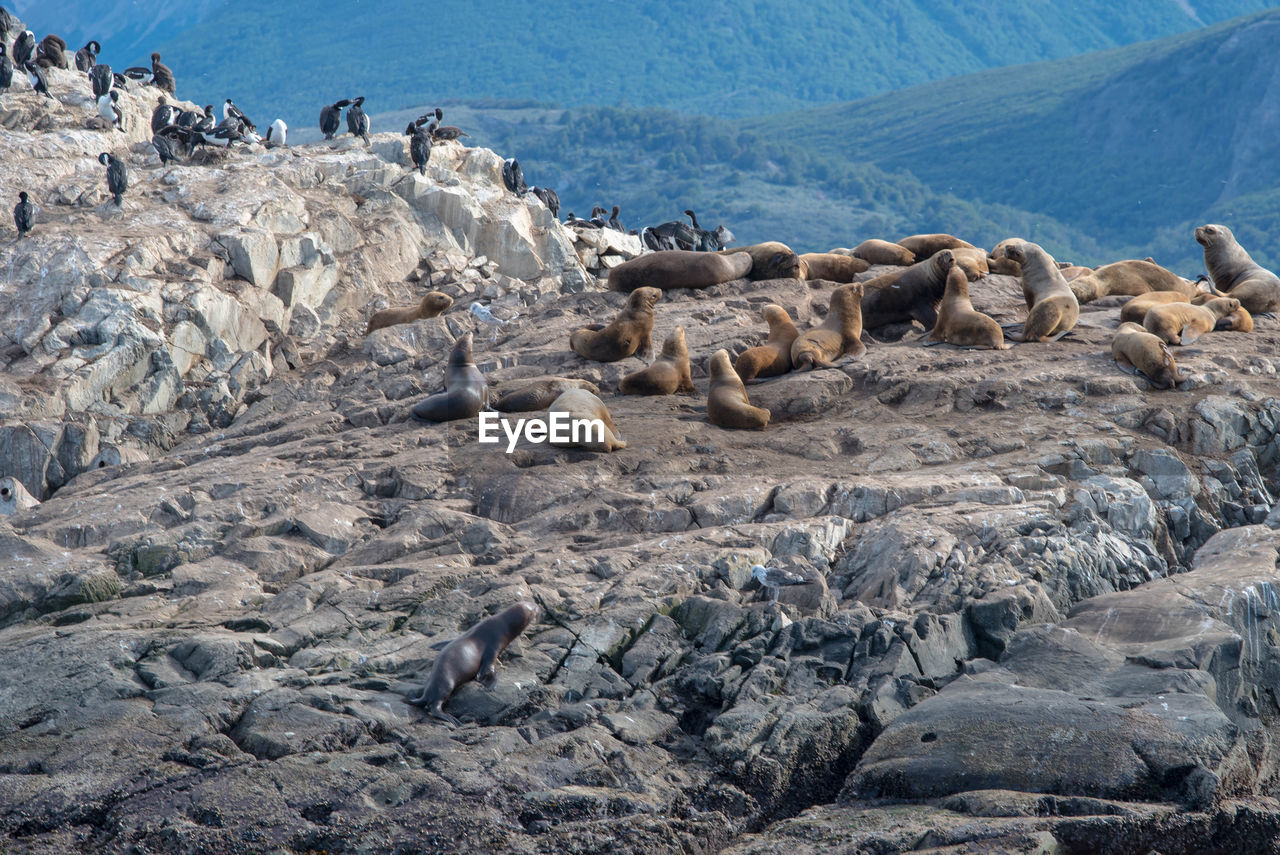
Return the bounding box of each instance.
[2,46,1280,855]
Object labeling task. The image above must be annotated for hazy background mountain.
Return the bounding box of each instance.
[10,0,229,61]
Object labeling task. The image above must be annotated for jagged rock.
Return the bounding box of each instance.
[0,477,40,515]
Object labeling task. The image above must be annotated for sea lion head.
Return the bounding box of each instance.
[502,600,542,633]
[420,291,454,314]
[449,331,475,366]
[763,304,790,328]
[767,251,803,280]
[1003,242,1027,264]
[629,286,662,312]
[1194,224,1224,247]
[934,249,956,271]
[660,326,688,358]
[708,348,735,380]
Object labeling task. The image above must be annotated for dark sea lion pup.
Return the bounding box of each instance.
[619,326,695,395]
[407,601,541,725]
[570,286,661,362]
[494,378,599,412]
[411,332,488,421]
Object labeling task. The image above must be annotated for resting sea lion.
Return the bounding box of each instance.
[1112,322,1183,389]
[950,247,990,281]
[1069,260,1201,304]
[1059,265,1093,282]
[860,249,955,330]
[570,287,660,362]
[720,241,803,280]
[1003,241,1078,342]
[407,601,540,725]
[988,237,1026,276]
[799,252,869,282]
[365,291,453,334]
[707,349,769,430]
[1119,291,1214,325]
[791,281,866,370]
[1143,297,1240,345]
[735,304,801,382]
[607,250,751,292]
[926,266,1008,349]
[1219,306,1254,332]
[619,326,695,395]
[852,238,915,267]
[1196,223,1280,314]
[547,389,626,451]
[494,378,600,412]
[411,332,489,421]
[897,233,976,259]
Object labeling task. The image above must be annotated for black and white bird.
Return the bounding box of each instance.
[97,90,123,130]
[319,99,350,139]
[98,152,127,206]
[89,62,112,99]
[13,191,33,236]
[151,95,176,133]
[265,118,287,147]
[74,40,99,72]
[223,99,255,133]
[530,186,559,219]
[12,30,34,67]
[201,116,247,148]
[346,96,369,143]
[192,105,216,133]
[0,44,11,91]
[149,52,174,93]
[750,564,809,603]
[405,120,432,175]
[26,62,51,99]
[502,158,527,196]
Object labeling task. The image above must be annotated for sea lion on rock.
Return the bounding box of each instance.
[365,291,453,334]
[411,332,488,421]
[607,250,750,292]
[1112,322,1183,389]
[853,238,915,266]
[407,601,540,725]
[1143,297,1240,346]
[548,389,626,451]
[619,326,695,395]
[570,287,660,362]
[791,281,866,370]
[1069,259,1202,304]
[720,241,802,280]
[897,233,976,259]
[799,252,869,282]
[1195,223,1280,314]
[950,247,990,281]
[1119,291,1215,325]
[860,250,955,330]
[926,266,1008,349]
[494,378,600,412]
[1219,306,1254,332]
[1003,241,1078,342]
[735,304,801,382]
[707,349,769,430]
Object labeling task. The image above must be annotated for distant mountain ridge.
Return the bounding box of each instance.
[10,0,228,64]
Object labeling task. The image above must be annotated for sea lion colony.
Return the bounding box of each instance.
[3,15,1278,726]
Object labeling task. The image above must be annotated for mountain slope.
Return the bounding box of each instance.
[10,0,229,61]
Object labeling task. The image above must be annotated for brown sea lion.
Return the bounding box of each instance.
[619,326,695,395]
[1003,242,1078,342]
[950,247,990,281]
[407,601,540,725]
[860,250,955,330]
[926,266,1008,350]
[897,233,976,259]
[799,252,869,282]
[547,389,626,451]
[852,238,916,267]
[707,349,769,430]
[1196,224,1280,314]
[1112,322,1183,390]
[1219,306,1254,332]
[1143,297,1240,345]
[410,332,489,421]
[607,250,751,292]
[735,304,801,382]
[365,291,453,334]
[494,378,600,412]
[1059,265,1093,281]
[1119,291,1215,325]
[570,287,661,362]
[1069,259,1202,304]
[720,241,803,280]
[988,237,1026,276]
[791,281,866,370]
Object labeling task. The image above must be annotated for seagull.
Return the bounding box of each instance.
[470,301,516,341]
[750,564,809,603]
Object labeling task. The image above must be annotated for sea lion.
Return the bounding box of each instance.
[799,252,869,282]
[547,389,626,451]
[988,237,1026,276]
[1119,291,1215,325]
[950,247,990,281]
[570,287,661,362]
[1219,306,1254,332]
[619,326,695,395]
[860,250,955,330]
[1112,322,1183,389]
[1196,223,1280,314]
[410,332,489,421]
[407,601,540,725]
[1069,259,1202,304]
[707,349,769,430]
[926,266,1008,349]
[1003,241,1078,342]
[852,238,915,267]
[493,378,600,412]
[365,291,453,334]
[1059,265,1093,282]
[607,250,750,292]
[735,304,801,382]
[791,281,866,370]
[1142,297,1240,345]
[897,233,976,259]
[720,241,803,280]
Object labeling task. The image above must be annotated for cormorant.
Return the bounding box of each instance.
[149,52,175,93]
[14,191,33,236]
[98,152,127,206]
[319,99,350,140]
[74,40,99,72]
[346,96,369,143]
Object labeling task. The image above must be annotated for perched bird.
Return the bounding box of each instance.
[149,52,175,93]
[607,205,625,232]
[12,30,34,67]
[223,99,255,133]
[151,95,177,133]
[36,34,67,69]
[26,62,51,99]
[265,118,287,147]
[405,120,432,175]
[530,186,559,219]
[201,116,247,148]
[13,190,34,236]
[98,152,127,206]
[192,105,216,133]
[151,132,181,165]
[319,99,350,139]
[74,40,100,72]
[0,44,11,91]
[469,302,516,342]
[97,90,123,130]
[346,95,369,143]
[156,123,197,158]
[89,63,112,99]
[121,65,151,82]
[502,158,527,196]
[428,120,469,142]
[750,564,809,603]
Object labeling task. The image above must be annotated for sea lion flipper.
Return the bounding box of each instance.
[429,708,462,727]
[922,339,947,347]
[1047,329,1072,342]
